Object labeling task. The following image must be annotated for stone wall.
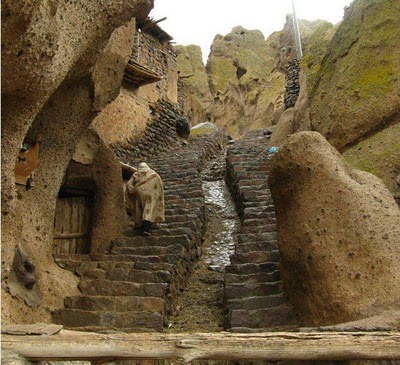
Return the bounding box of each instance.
[113,100,185,162]
[283,59,300,109]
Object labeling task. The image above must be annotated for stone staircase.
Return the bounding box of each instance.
[53,132,227,333]
[224,130,297,332]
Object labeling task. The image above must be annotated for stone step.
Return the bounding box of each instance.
[78,279,168,297]
[242,201,275,209]
[240,224,276,233]
[111,244,187,258]
[234,242,278,255]
[225,262,278,275]
[164,214,203,225]
[243,205,275,214]
[227,304,296,329]
[53,308,163,332]
[238,232,277,244]
[123,227,196,240]
[165,197,204,206]
[64,295,165,313]
[113,236,191,250]
[225,270,281,285]
[54,254,138,273]
[229,250,280,264]
[224,282,284,299]
[159,220,201,233]
[82,267,174,283]
[226,293,288,311]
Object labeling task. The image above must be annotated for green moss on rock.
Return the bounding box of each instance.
[343,122,400,193]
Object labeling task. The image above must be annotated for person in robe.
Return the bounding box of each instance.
[124,162,165,236]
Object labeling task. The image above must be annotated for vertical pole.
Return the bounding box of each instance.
[291,0,303,59]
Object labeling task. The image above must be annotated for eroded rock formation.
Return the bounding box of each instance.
[206,27,284,138]
[269,132,400,326]
[175,45,214,126]
[1,0,154,324]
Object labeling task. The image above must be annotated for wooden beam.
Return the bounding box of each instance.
[2,330,400,362]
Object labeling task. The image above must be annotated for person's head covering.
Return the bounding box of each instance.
[137,162,151,173]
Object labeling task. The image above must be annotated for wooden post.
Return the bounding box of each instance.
[2,330,400,363]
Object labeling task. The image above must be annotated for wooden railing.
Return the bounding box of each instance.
[2,327,400,363]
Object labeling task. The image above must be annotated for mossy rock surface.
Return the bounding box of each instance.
[175,45,213,125]
[343,122,400,194]
[309,0,400,150]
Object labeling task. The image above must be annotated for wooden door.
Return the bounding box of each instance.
[53,192,92,254]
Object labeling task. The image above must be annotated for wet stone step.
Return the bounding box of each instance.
[79,279,168,297]
[226,293,289,311]
[64,295,165,313]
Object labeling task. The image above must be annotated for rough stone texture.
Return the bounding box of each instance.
[307,0,400,151]
[1,0,154,324]
[343,122,400,198]
[112,100,184,162]
[268,108,294,147]
[175,45,214,126]
[207,27,285,138]
[269,132,400,326]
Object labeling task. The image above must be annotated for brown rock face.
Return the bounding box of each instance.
[307,0,400,150]
[269,132,400,326]
[1,0,153,324]
[175,45,213,126]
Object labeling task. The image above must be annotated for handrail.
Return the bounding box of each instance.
[2,328,400,363]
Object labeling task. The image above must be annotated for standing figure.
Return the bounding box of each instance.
[125,162,165,235]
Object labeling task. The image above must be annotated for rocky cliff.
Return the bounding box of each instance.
[175,45,214,126]
[287,0,400,197]
[206,26,284,138]
[1,0,154,324]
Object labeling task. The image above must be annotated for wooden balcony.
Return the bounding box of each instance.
[123,58,162,87]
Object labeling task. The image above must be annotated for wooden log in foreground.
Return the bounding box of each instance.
[2,330,400,363]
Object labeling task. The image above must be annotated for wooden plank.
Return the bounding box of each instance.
[2,330,400,362]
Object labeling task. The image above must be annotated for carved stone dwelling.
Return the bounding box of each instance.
[1,0,185,326]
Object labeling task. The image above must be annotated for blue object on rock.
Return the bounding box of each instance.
[268,146,278,154]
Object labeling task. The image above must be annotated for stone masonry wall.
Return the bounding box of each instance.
[284,59,301,109]
[112,100,184,162]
